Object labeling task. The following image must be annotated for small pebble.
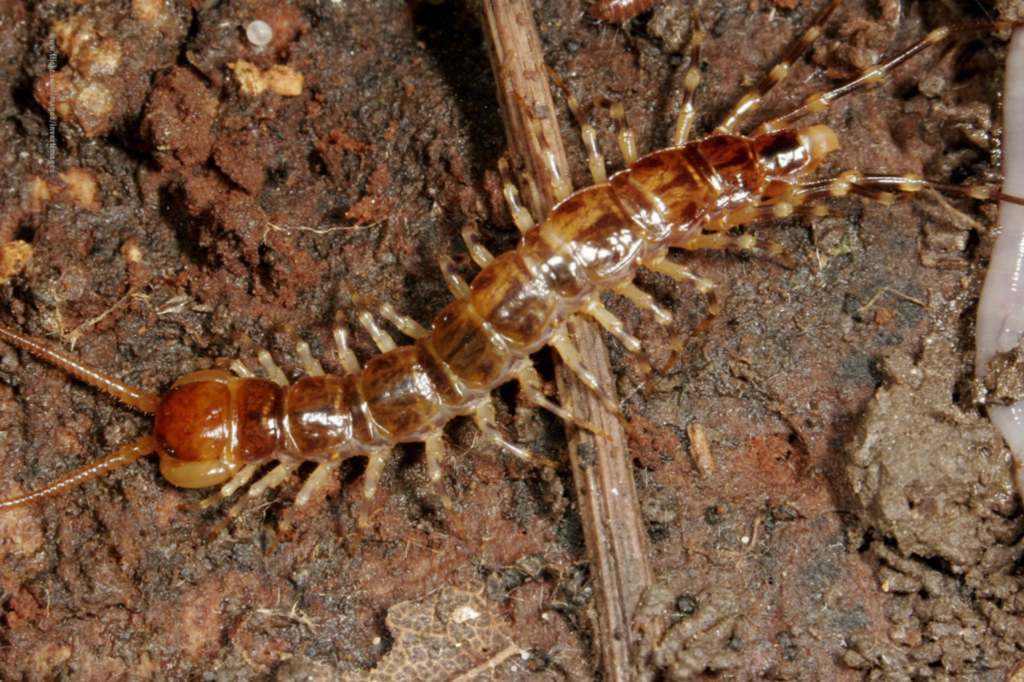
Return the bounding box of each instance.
[246,20,273,47]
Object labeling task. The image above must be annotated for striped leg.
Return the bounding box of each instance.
[549,329,624,422]
[546,66,608,184]
[473,399,555,467]
[516,361,608,437]
[647,254,721,336]
[424,432,464,534]
[461,222,495,268]
[752,19,1023,136]
[499,156,537,234]
[673,8,704,145]
[583,96,640,166]
[350,448,390,552]
[379,303,429,339]
[210,460,300,537]
[716,0,841,133]
[270,460,341,551]
[333,327,361,374]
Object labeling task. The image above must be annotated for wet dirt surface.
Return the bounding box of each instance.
[0,1,1022,680]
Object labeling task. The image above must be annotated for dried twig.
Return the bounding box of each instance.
[480,3,654,681]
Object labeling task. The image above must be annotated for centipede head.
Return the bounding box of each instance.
[754,124,840,178]
[153,369,246,488]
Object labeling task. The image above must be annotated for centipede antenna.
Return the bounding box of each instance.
[0,435,158,510]
[0,323,159,413]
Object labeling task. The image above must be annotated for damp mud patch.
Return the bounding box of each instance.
[845,301,1024,679]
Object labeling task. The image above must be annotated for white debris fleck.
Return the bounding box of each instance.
[246,20,273,47]
[451,604,481,623]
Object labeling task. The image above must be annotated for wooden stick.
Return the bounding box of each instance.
[480,3,654,681]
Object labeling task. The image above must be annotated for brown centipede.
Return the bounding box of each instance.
[2,1,1022,553]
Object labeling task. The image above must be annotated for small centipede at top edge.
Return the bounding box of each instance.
[1,0,1023,545]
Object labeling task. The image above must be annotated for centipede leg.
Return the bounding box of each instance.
[648,254,722,337]
[211,460,300,537]
[230,359,255,378]
[516,91,573,201]
[424,432,464,535]
[613,281,672,328]
[546,66,608,184]
[499,156,536,234]
[751,18,1021,135]
[679,232,795,269]
[516,362,609,437]
[581,297,653,376]
[351,448,389,552]
[461,222,495,268]
[357,307,397,353]
[333,327,361,374]
[270,460,341,552]
[473,400,555,466]
[295,337,325,376]
[182,463,259,511]
[549,329,627,429]
[379,303,429,339]
[251,342,289,386]
[438,254,471,299]
[716,0,841,133]
[672,8,703,145]
[236,334,289,384]
[785,171,1024,207]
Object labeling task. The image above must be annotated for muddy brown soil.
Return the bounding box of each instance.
[0,1,1021,681]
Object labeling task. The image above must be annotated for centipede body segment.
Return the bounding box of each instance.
[1,0,1021,546]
